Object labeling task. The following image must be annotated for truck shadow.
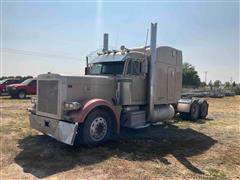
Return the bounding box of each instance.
[174,114,214,124]
[15,124,217,178]
[0,96,31,100]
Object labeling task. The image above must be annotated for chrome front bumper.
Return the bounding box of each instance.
[29,113,78,145]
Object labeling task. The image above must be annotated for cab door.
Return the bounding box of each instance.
[125,59,147,104]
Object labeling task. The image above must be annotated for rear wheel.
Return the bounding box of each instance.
[18,91,26,99]
[77,109,112,147]
[179,112,188,120]
[188,100,200,121]
[198,99,208,119]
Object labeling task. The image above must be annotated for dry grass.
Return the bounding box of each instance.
[0,96,239,179]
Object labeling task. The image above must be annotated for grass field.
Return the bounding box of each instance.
[0,96,240,179]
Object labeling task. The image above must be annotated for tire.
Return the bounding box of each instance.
[77,109,112,147]
[198,99,208,119]
[179,112,188,120]
[188,100,200,121]
[10,94,17,99]
[18,91,26,99]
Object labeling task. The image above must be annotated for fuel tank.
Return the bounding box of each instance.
[152,104,175,122]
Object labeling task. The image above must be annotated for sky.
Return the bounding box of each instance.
[1,1,239,83]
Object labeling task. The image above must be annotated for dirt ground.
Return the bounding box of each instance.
[0,96,239,180]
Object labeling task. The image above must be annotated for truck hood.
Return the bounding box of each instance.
[37,73,117,104]
[65,75,117,103]
[36,73,118,119]
[38,73,115,80]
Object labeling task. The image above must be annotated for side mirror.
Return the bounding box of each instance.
[85,67,90,75]
[85,56,90,75]
[141,60,148,74]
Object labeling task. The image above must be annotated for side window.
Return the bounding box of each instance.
[5,80,11,85]
[132,61,140,75]
[29,80,36,86]
[9,80,16,84]
[127,60,132,75]
[127,60,141,75]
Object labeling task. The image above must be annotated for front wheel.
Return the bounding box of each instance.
[18,91,26,99]
[80,109,112,147]
[10,94,17,99]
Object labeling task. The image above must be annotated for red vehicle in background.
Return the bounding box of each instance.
[0,79,22,95]
[7,78,37,99]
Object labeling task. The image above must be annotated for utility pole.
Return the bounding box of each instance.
[204,71,208,84]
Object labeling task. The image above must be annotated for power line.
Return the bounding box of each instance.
[1,48,85,61]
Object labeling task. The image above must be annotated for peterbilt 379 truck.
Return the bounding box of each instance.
[28,23,208,147]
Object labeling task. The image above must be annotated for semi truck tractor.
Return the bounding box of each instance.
[28,23,208,147]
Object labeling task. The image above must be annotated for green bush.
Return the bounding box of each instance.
[233,86,240,95]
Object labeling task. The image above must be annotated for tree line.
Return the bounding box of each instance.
[182,62,240,95]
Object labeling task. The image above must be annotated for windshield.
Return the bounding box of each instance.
[0,79,7,84]
[90,61,124,75]
[21,79,33,85]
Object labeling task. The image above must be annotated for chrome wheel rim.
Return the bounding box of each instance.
[90,117,108,141]
[19,92,25,99]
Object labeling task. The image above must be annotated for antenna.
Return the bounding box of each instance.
[115,32,119,50]
[143,28,149,58]
[145,28,149,47]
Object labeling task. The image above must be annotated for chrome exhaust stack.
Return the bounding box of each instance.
[103,33,109,52]
[148,23,157,121]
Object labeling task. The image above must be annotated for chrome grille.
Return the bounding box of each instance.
[38,80,58,115]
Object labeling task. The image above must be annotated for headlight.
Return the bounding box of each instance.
[64,102,81,110]
[31,97,37,104]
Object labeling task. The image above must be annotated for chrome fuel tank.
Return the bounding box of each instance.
[152,104,175,122]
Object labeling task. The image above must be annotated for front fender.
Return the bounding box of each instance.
[69,99,120,133]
